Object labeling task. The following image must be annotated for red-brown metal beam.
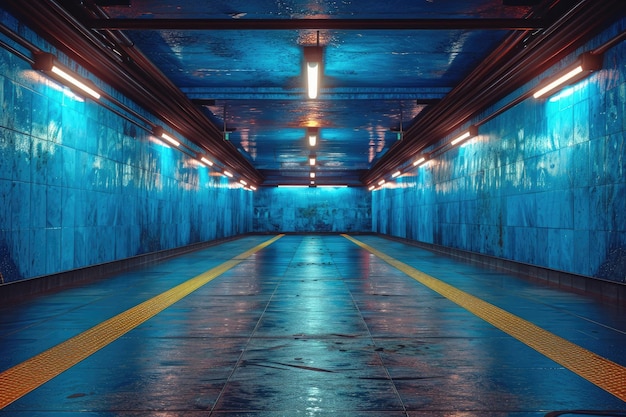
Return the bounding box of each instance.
[88,18,545,31]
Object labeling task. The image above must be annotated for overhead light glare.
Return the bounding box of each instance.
[391,171,401,178]
[309,156,316,166]
[224,170,233,178]
[278,185,308,188]
[33,52,101,100]
[51,66,101,100]
[307,63,318,99]
[304,46,323,100]
[533,52,603,99]
[307,127,319,147]
[368,185,376,191]
[413,157,426,167]
[450,125,478,146]
[250,185,257,191]
[200,157,214,166]
[240,179,247,186]
[378,179,386,186]
[152,126,180,147]
[533,67,583,99]
[319,185,348,188]
[451,132,470,146]
[160,132,180,147]
[310,172,316,178]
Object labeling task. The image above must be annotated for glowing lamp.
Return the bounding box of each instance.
[533,52,603,99]
[304,47,323,99]
[33,52,101,99]
[152,126,180,147]
[450,125,478,146]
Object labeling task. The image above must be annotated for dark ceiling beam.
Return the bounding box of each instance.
[183,92,450,101]
[88,18,545,31]
[182,86,451,101]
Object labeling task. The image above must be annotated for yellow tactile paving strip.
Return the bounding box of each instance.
[0,234,283,409]
[342,234,626,402]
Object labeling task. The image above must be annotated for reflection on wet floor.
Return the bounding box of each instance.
[0,234,625,416]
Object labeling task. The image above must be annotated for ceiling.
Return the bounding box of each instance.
[3,0,624,187]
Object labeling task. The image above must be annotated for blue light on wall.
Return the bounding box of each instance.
[371,20,626,282]
[253,187,371,233]
[0,13,254,283]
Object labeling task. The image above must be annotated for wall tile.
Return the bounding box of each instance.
[573,97,590,145]
[11,181,30,230]
[46,185,62,228]
[47,95,63,144]
[45,227,61,275]
[29,228,46,277]
[573,229,591,276]
[61,226,74,271]
[572,187,591,231]
[29,184,47,228]
[535,189,573,229]
[0,180,10,228]
[13,83,32,136]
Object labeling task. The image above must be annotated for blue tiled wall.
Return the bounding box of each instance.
[0,12,253,283]
[253,187,371,233]
[372,18,626,282]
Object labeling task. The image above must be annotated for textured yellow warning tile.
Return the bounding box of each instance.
[0,234,283,409]
[342,234,626,402]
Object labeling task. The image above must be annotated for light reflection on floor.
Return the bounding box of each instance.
[0,234,625,416]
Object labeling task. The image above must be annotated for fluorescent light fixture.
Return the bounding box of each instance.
[223,170,233,178]
[310,172,316,179]
[307,127,319,147]
[200,156,214,166]
[307,62,318,99]
[309,155,316,166]
[391,171,401,178]
[152,126,180,147]
[33,52,101,100]
[533,52,603,99]
[240,179,247,186]
[278,185,308,188]
[450,125,478,146]
[378,179,386,186]
[413,157,426,167]
[51,67,101,100]
[368,185,376,191]
[304,47,323,99]
[319,185,348,188]
[160,132,180,147]
[534,67,583,98]
[250,185,257,191]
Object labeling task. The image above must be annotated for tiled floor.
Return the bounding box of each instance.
[1,234,625,416]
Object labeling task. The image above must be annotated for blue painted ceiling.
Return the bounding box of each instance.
[10,1,620,187]
[93,0,540,186]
